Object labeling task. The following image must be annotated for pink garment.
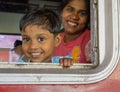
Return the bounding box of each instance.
[53,29,91,63]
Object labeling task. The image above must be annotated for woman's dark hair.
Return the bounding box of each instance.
[60,0,90,13]
[20,8,61,35]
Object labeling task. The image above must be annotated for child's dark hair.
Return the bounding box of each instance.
[20,8,61,35]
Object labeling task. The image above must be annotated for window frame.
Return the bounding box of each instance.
[0,0,119,84]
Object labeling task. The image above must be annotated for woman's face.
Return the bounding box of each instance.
[21,25,59,63]
[62,0,89,35]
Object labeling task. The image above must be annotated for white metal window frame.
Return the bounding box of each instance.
[0,0,119,84]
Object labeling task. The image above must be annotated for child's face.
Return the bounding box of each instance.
[21,25,60,63]
[62,0,88,34]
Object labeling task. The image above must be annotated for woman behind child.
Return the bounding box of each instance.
[53,0,91,65]
[19,8,61,63]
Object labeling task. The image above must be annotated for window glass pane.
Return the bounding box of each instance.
[0,0,99,69]
[0,34,22,62]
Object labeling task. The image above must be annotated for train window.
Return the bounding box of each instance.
[0,0,98,67]
[0,0,119,84]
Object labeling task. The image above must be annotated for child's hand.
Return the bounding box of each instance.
[59,58,74,68]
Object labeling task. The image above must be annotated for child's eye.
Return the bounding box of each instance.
[22,37,30,43]
[38,37,45,42]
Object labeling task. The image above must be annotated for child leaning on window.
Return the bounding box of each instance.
[19,8,62,63]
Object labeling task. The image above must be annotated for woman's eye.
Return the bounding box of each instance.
[22,38,30,43]
[78,11,88,16]
[66,7,74,12]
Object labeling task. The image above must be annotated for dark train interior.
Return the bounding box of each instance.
[0,0,61,13]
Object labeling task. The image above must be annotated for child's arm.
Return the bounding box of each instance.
[59,58,74,68]
[52,55,74,68]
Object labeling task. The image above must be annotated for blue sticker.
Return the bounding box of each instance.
[52,56,60,63]
[52,55,72,63]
